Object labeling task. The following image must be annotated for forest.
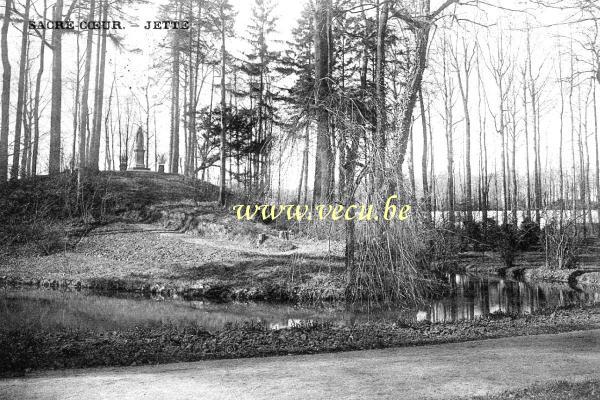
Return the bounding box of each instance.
[1,0,600,299]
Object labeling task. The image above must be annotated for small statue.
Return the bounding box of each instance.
[133,126,149,170]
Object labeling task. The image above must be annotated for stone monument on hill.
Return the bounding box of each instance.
[133,126,150,170]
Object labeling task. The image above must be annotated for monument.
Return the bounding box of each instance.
[133,126,150,170]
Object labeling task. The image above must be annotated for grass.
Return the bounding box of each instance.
[469,380,600,399]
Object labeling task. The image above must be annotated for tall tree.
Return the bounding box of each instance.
[32,0,48,176]
[374,0,389,196]
[49,0,64,174]
[217,0,234,204]
[20,43,31,178]
[10,0,31,180]
[169,0,182,174]
[440,35,455,225]
[392,0,460,168]
[593,79,599,236]
[0,0,11,181]
[78,0,96,181]
[451,36,475,222]
[312,0,332,203]
[526,25,542,223]
[487,30,512,225]
[522,66,531,220]
[242,0,280,194]
[419,89,430,216]
[88,0,109,170]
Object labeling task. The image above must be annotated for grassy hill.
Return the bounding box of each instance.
[0,170,220,222]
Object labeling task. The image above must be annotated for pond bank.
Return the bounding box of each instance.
[2,305,600,376]
[461,250,600,286]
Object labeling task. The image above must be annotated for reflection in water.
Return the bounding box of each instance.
[420,274,600,324]
[2,274,600,332]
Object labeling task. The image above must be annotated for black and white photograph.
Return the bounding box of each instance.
[2,0,600,398]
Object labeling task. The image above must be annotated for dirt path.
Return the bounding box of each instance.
[2,329,600,400]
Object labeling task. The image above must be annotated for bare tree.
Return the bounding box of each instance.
[392,0,460,168]
[0,0,11,181]
[78,0,96,185]
[49,0,71,175]
[486,30,513,226]
[31,0,48,176]
[438,34,455,225]
[10,0,31,180]
[526,25,542,224]
[88,0,109,171]
[450,34,475,222]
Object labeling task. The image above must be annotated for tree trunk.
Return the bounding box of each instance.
[170,1,181,174]
[312,0,332,204]
[218,1,227,205]
[441,38,455,225]
[511,105,518,225]
[20,43,31,178]
[89,0,108,171]
[71,6,81,170]
[527,28,541,223]
[394,0,433,169]
[11,0,31,180]
[104,78,114,170]
[374,0,389,197]
[569,39,576,222]
[0,0,11,181]
[419,89,429,217]
[408,121,416,200]
[313,0,332,203]
[31,0,47,176]
[455,43,472,222]
[49,0,64,175]
[476,53,488,230]
[522,68,531,220]
[79,0,96,183]
[297,124,309,203]
[578,84,587,236]
[593,79,599,235]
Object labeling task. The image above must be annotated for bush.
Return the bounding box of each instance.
[345,216,441,306]
[541,219,579,270]
[0,173,120,253]
[519,217,541,251]
[495,223,520,269]
[459,217,541,268]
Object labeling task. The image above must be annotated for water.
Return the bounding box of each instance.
[2,274,600,332]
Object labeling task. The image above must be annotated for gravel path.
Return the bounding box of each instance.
[2,329,600,400]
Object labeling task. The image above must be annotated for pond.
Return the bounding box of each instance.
[2,274,600,332]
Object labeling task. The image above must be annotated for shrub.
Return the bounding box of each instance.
[519,217,541,251]
[345,216,441,306]
[541,219,579,270]
[462,219,484,251]
[495,223,520,269]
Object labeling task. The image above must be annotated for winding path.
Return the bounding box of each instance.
[2,329,600,400]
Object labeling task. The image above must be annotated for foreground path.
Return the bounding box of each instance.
[2,330,600,400]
